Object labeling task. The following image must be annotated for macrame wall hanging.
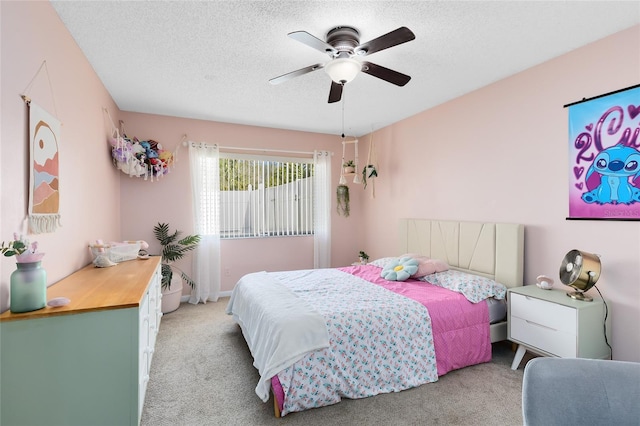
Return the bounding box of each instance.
[21,60,62,234]
[103,108,184,182]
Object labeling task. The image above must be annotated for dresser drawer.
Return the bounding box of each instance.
[510,316,577,357]
[510,293,577,334]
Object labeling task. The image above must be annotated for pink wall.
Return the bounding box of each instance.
[360,25,640,362]
[1,2,121,311]
[117,111,360,293]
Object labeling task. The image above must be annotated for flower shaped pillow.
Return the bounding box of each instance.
[381,256,419,281]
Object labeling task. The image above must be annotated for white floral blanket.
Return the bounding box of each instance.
[267,269,438,415]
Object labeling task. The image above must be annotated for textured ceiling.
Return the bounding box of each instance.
[51,1,639,137]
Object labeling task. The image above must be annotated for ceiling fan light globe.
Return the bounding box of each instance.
[325,58,360,84]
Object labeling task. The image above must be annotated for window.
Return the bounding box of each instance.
[219,153,314,238]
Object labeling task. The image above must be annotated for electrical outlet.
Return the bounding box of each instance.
[224,268,231,277]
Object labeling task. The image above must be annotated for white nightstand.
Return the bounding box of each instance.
[507,285,611,370]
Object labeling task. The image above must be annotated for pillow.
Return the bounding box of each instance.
[367,257,396,268]
[381,256,419,281]
[399,253,450,278]
[421,269,507,303]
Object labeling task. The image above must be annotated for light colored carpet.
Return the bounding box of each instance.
[141,298,533,426]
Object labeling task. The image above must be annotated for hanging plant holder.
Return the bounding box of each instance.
[362,132,379,195]
[336,184,350,217]
[362,165,378,188]
[339,137,360,185]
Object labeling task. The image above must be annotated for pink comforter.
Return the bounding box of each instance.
[339,265,491,375]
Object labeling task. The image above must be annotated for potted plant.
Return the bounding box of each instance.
[153,223,201,313]
[343,160,355,174]
[362,164,378,189]
[336,184,350,217]
[358,251,369,265]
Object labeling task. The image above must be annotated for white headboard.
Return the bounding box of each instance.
[398,219,524,288]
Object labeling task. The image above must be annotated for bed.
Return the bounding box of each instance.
[226,219,524,416]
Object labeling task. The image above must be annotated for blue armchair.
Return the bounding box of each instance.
[522,357,640,426]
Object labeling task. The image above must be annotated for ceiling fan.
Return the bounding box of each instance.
[269,26,415,103]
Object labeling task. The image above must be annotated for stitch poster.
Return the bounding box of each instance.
[568,85,640,220]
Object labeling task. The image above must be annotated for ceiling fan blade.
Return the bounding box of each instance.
[288,31,337,56]
[269,63,324,85]
[328,81,343,103]
[361,61,411,86]
[355,27,415,56]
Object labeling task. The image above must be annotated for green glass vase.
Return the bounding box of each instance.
[10,261,47,313]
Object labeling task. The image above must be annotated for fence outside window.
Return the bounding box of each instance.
[219,153,314,238]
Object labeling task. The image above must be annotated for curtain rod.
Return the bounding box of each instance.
[563,83,640,108]
[183,141,330,156]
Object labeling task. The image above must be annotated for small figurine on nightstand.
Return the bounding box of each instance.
[536,275,554,290]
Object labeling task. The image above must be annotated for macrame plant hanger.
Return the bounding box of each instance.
[353,137,362,184]
[339,94,347,184]
[338,93,361,185]
[363,130,379,198]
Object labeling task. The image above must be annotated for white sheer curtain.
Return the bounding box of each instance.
[313,150,332,268]
[188,142,221,303]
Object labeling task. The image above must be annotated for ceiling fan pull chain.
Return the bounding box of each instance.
[342,92,345,138]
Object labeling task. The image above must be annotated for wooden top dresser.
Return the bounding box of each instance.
[0,256,161,322]
[0,256,163,425]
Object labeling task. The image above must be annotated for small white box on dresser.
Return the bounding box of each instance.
[507,285,611,370]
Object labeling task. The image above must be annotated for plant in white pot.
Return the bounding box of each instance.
[358,251,369,265]
[343,160,355,174]
[153,222,201,313]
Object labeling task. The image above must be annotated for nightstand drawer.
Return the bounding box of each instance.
[510,293,576,334]
[510,316,577,357]
[508,286,611,370]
